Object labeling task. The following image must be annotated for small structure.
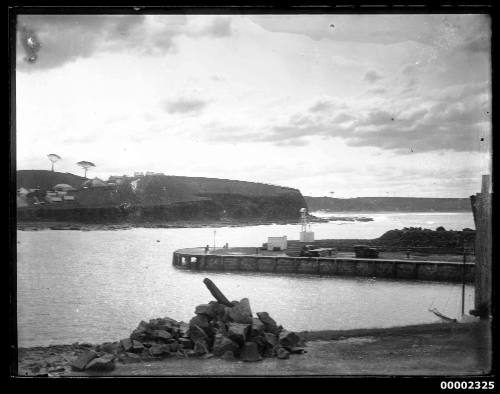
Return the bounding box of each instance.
[82,178,109,188]
[299,208,314,242]
[54,184,77,192]
[267,236,287,251]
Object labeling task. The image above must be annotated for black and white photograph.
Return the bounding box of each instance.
[10,5,493,380]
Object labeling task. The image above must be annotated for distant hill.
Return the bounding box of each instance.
[17,170,86,190]
[305,196,471,212]
[16,170,307,223]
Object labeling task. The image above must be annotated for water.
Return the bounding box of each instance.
[16,212,475,347]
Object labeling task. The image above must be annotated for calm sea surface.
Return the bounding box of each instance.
[17,212,475,347]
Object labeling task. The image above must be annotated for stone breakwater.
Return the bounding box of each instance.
[18,286,305,376]
[173,250,475,283]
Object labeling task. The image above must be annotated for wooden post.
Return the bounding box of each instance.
[470,174,492,318]
[203,278,233,307]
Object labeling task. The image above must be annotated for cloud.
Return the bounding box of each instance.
[202,17,232,37]
[164,98,208,114]
[16,15,232,71]
[16,15,148,70]
[204,80,490,153]
[364,70,382,83]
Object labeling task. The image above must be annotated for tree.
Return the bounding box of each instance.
[47,154,62,172]
[77,161,96,178]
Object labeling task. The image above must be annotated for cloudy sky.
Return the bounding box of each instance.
[16,13,491,197]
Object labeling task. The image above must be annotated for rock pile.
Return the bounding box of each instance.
[69,278,305,372]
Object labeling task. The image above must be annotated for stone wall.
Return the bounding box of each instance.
[173,251,475,284]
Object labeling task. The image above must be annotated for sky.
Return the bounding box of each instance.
[15,13,491,198]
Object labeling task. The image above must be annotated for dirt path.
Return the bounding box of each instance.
[17,322,491,377]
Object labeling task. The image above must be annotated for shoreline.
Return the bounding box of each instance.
[15,215,374,231]
[16,320,490,376]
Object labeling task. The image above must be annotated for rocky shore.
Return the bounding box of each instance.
[17,279,306,376]
[16,214,372,231]
[16,320,490,377]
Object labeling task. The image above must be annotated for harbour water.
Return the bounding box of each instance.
[17,212,475,347]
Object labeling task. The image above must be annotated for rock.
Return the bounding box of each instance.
[195,304,216,318]
[263,332,278,348]
[188,324,208,343]
[209,301,227,320]
[257,312,279,334]
[221,350,235,360]
[178,338,194,349]
[189,314,210,331]
[154,330,172,341]
[120,338,133,352]
[151,317,179,332]
[70,350,98,371]
[98,342,119,354]
[240,342,262,362]
[130,321,151,341]
[130,340,145,353]
[249,335,267,353]
[212,334,240,357]
[277,347,290,359]
[149,344,171,357]
[169,342,179,353]
[228,298,253,324]
[85,354,116,371]
[279,330,301,349]
[251,317,265,335]
[288,347,306,354]
[227,323,250,345]
[193,341,209,356]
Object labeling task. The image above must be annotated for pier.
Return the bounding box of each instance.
[172,248,474,283]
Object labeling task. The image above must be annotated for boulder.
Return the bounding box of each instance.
[277,347,290,360]
[221,350,235,360]
[130,321,153,341]
[154,330,172,341]
[209,301,227,320]
[288,347,306,354]
[169,342,179,353]
[228,298,253,324]
[130,340,145,353]
[178,338,194,349]
[120,338,133,352]
[85,354,116,371]
[227,323,250,345]
[257,312,279,334]
[189,314,210,330]
[240,342,262,362]
[70,350,97,371]
[263,333,278,348]
[188,324,208,343]
[212,334,240,357]
[193,340,209,356]
[149,344,171,357]
[195,304,216,319]
[251,317,265,335]
[279,330,301,349]
[98,342,119,354]
[149,318,178,333]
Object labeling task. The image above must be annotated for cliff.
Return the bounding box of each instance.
[305,196,471,212]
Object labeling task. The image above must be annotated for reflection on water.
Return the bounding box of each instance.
[17,212,475,347]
